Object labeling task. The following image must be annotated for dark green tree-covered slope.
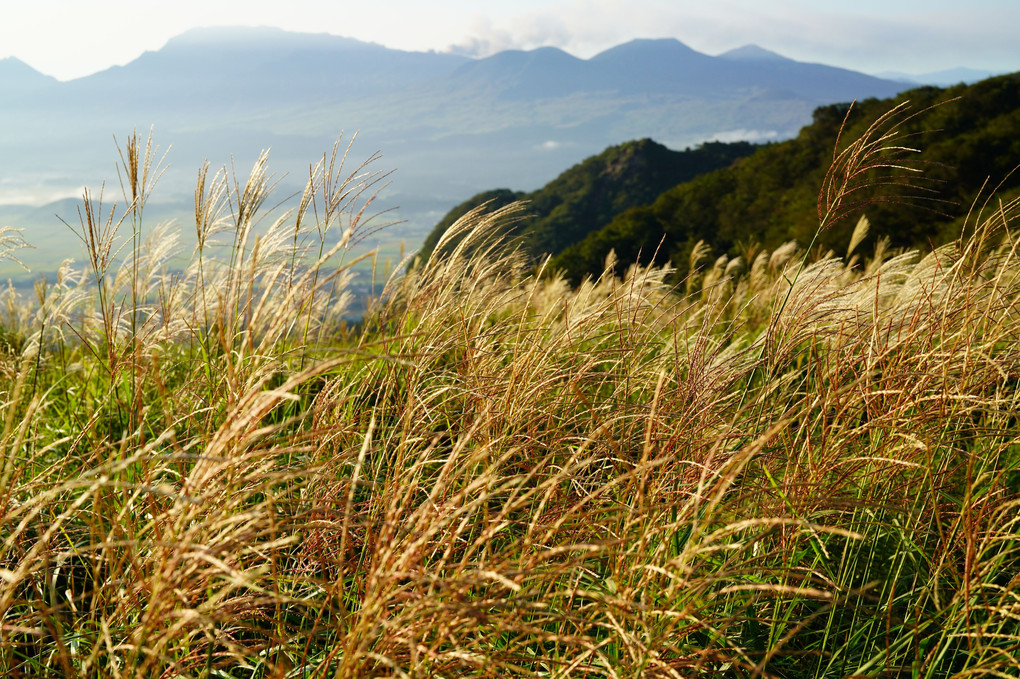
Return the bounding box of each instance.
[550,73,1020,283]
[416,138,757,265]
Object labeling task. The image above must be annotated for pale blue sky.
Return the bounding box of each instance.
[2,0,1017,80]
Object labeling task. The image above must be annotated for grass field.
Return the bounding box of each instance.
[1,111,1019,677]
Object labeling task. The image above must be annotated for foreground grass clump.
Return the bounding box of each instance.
[1,115,1020,677]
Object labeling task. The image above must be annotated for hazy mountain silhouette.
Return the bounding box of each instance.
[0,57,57,96]
[0,26,920,276]
[718,45,790,62]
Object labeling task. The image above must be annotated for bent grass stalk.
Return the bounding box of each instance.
[0,115,1018,677]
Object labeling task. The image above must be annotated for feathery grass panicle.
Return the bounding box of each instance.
[818,99,951,232]
[1,115,1019,677]
[0,227,31,274]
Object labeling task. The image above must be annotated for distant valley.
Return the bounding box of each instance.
[0,26,918,277]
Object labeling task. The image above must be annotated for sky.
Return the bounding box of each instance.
[1,0,1018,81]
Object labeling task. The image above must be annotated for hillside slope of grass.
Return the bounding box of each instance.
[0,113,1019,677]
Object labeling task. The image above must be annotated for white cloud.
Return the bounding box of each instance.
[446,0,675,58]
[446,12,576,57]
[0,182,86,207]
[706,129,781,144]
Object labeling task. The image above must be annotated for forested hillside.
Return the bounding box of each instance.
[551,73,1020,281]
[416,139,757,265]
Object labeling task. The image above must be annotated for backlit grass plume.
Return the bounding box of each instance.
[0,112,1019,678]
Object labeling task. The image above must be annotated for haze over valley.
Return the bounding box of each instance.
[0,25,938,276]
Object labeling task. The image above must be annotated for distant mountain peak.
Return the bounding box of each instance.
[161,25,380,53]
[0,56,58,88]
[0,56,49,75]
[174,25,287,40]
[719,45,790,62]
[478,45,582,64]
[591,38,702,61]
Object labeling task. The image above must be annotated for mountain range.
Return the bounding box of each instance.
[0,26,924,275]
[415,73,1020,287]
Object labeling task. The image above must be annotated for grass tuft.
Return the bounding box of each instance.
[1,117,1019,677]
